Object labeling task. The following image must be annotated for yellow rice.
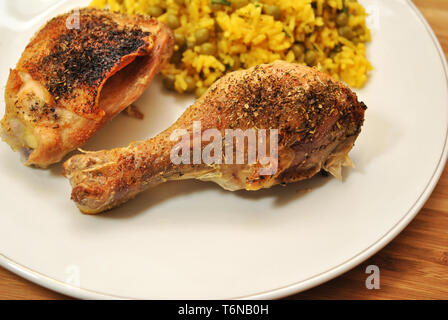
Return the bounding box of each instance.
[90,0,372,96]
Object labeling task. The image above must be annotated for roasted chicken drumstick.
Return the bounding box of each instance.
[64,61,366,214]
[1,8,174,167]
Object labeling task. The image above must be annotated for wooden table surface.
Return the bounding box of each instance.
[1,0,447,300]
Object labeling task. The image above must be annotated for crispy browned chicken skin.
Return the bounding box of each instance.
[64,61,366,214]
[1,8,174,167]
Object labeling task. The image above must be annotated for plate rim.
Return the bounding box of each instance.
[1,0,447,300]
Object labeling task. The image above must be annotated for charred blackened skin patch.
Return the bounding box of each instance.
[39,12,150,112]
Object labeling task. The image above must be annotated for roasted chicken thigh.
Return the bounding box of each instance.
[64,61,366,214]
[1,8,174,167]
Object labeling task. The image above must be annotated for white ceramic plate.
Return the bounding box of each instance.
[0,0,447,299]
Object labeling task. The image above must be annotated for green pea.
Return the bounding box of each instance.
[187,40,196,49]
[305,50,317,66]
[200,43,216,55]
[174,32,186,48]
[352,37,361,45]
[336,12,348,27]
[195,87,208,98]
[162,76,175,91]
[354,25,365,36]
[166,14,180,29]
[147,6,164,17]
[185,76,196,92]
[292,43,305,59]
[338,26,354,40]
[211,3,222,10]
[263,5,282,20]
[233,0,249,9]
[195,28,210,45]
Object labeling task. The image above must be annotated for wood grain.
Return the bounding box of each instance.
[0,0,447,300]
